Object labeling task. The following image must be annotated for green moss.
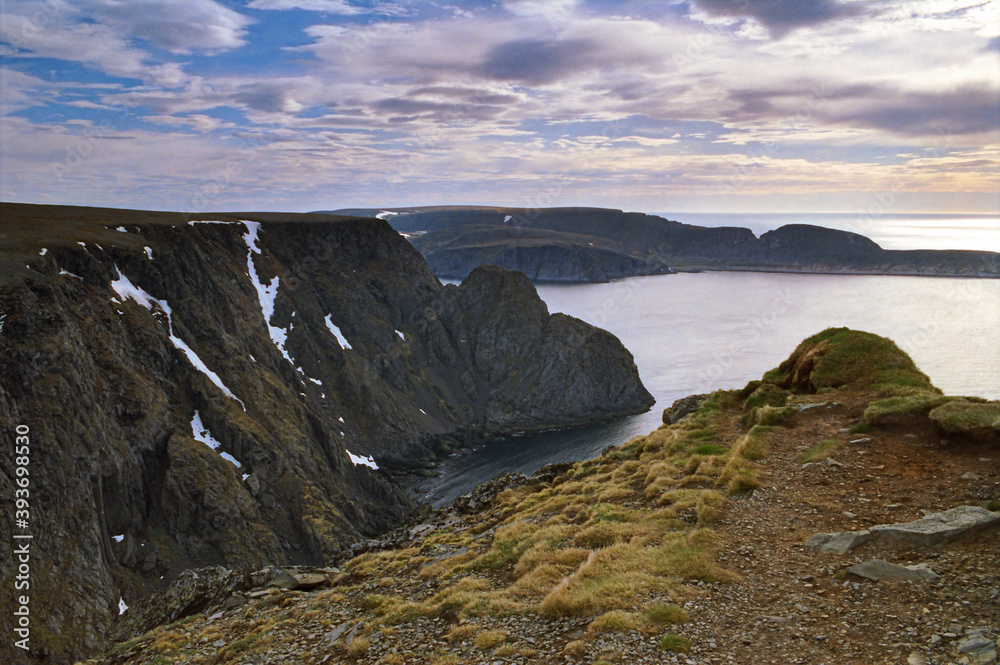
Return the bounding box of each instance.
[864,394,951,425]
[690,444,729,455]
[928,400,1000,439]
[799,439,839,463]
[768,328,939,394]
[744,383,789,410]
[849,421,872,434]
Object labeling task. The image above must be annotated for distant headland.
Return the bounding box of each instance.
[326,206,1000,282]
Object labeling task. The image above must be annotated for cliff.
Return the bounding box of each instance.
[0,203,652,663]
[327,207,1000,281]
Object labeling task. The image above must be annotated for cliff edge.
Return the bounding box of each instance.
[0,203,652,663]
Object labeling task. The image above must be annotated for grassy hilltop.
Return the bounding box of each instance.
[98,329,999,665]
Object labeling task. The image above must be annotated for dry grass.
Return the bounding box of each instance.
[346,636,370,658]
[473,628,508,650]
[445,623,479,643]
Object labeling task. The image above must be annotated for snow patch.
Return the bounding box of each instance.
[115,226,127,233]
[375,210,399,220]
[118,597,128,615]
[308,377,322,385]
[325,315,352,350]
[242,473,250,481]
[191,411,222,450]
[112,267,244,408]
[337,416,344,423]
[243,222,294,364]
[0,314,4,334]
[419,408,426,415]
[503,215,512,223]
[112,534,124,543]
[346,450,378,470]
[189,219,236,225]
[39,248,47,256]
[59,269,83,280]
[395,330,405,341]
[144,246,154,260]
[192,411,242,469]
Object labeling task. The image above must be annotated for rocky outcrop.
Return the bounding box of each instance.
[662,393,711,425]
[328,206,1000,281]
[0,203,652,663]
[804,506,1000,555]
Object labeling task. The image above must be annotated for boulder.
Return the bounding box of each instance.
[870,506,1000,547]
[803,530,871,555]
[845,559,939,582]
[663,394,710,425]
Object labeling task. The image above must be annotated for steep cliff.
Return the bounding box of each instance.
[0,203,652,663]
[329,206,1000,280]
[411,225,672,282]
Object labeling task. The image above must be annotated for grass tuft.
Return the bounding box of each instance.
[659,634,691,652]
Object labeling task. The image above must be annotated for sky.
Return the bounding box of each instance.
[0,0,998,214]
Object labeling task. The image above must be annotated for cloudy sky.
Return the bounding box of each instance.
[1,0,998,213]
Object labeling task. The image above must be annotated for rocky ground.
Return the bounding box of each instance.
[88,332,999,665]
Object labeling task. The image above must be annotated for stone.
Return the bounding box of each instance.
[957,635,994,654]
[287,571,330,590]
[908,652,928,665]
[870,506,1000,547]
[327,622,353,644]
[223,593,247,609]
[845,559,939,582]
[663,394,710,425]
[803,530,872,554]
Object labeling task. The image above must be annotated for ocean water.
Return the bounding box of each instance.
[407,216,1000,506]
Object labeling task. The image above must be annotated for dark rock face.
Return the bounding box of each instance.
[410,225,672,282]
[0,203,652,664]
[329,206,1000,281]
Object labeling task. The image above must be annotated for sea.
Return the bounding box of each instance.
[406,213,1000,506]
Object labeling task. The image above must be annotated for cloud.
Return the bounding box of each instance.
[0,67,55,113]
[477,38,600,85]
[0,1,248,85]
[247,0,362,13]
[87,0,252,54]
[826,85,1000,137]
[689,0,866,38]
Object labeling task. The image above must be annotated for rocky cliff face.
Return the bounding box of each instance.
[0,203,652,664]
[411,225,672,282]
[331,206,1000,281]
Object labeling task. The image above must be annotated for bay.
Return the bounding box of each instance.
[410,270,1000,507]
